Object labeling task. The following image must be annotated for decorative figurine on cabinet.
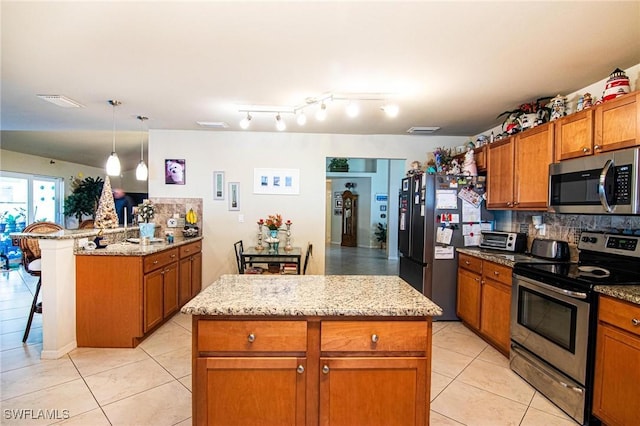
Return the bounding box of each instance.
[602,68,630,102]
[462,148,478,176]
[549,95,567,121]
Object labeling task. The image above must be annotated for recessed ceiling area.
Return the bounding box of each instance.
[1,1,639,170]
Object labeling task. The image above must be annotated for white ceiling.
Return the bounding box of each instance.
[2,1,639,171]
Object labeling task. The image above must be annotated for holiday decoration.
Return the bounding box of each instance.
[94,175,119,228]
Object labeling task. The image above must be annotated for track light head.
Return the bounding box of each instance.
[346,101,359,118]
[316,102,327,121]
[296,111,307,126]
[382,103,399,118]
[275,113,286,131]
[239,112,252,130]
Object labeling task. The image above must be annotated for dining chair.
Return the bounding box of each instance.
[18,221,63,342]
[303,242,313,275]
[78,219,95,229]
[233,240,245,274]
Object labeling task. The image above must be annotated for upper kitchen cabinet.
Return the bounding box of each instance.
[487,122,554,210]
[594,91,640,153]
[554,109,594,160]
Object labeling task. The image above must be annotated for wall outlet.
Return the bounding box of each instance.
[167,218,178,228]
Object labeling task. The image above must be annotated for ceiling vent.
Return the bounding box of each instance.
[407,126,440,135]
[196,121,229,128]
[36,94,83,108]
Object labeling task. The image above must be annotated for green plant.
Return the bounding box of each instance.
[374,222,387,243]
[63,175,104,221]
[328,158,349,171]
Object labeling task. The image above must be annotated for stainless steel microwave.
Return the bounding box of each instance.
[549,147,640,214]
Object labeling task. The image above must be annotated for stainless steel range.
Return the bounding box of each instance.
[511,231,640,425]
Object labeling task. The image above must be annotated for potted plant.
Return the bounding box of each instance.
[138,200,156,238]
[496,96,552,135]
[374,222,387,249]
[63,175,104,223]
[328,158,349,172]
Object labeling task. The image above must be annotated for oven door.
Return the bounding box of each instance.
[511,274,590,384]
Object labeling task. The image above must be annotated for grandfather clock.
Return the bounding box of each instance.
[341,190,358,247]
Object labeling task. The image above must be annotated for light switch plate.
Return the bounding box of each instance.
[167,218,178,228]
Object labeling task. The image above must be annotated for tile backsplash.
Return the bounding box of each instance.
[148,197,203,238]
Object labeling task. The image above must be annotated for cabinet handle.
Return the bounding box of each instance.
[506,202,513,207]
[322,365,330,374]
[582,147,590,153]
[297,365,305,374]
[632,318,640,326]
[464,261,470,265]
[475,277,480,282]
[171,254,176,258]
[371,334,379,343]
[153,260,158,264]
[513,201,519,206]
[185,249,190,253]
[247,333,256,343]
[594,145,601,151]
[494,271,500,276]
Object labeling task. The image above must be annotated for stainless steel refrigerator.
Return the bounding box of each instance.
[398,173,492,320]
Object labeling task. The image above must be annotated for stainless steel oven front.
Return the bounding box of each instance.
[510,274,591,424]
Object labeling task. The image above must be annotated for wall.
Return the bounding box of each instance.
[148,130,466,286]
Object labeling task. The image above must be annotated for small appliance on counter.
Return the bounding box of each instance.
[479,231,527,252]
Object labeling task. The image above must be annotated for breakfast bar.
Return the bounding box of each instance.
[182,274,442,426]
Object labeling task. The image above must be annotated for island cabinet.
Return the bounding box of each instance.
[143,248,179,332]
[178,240,202,306]
[592,295,640,426]
[456,253,512,355]
[192,316,432,426]
[487,122,554,211]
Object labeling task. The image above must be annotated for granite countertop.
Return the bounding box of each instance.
[10,226,129,240]
[456,247,555,268]
[75,236,202,256]
[181,274,443,317]
[595,286,640,305]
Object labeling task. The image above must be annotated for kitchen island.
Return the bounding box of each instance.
[181,274,442,426]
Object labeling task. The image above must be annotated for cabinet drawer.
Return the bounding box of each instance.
[459,253,482,274]
[143,248,179,273]
[197,320,307,352]
[180,240,202,258]
[483,261,512,286]
[599,295,640,338]
[321,321,427,352]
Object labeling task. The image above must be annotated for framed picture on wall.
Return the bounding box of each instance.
[253,168,300,195]
[165,159,186,185]
[229,182,240,211]
[213,171,224,200]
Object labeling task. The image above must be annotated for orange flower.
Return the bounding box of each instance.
[265,214,282,230]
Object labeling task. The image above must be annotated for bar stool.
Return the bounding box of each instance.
[18,222,62,342]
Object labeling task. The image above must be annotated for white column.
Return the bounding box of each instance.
[38,238,77,359]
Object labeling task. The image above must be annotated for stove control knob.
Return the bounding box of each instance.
[581,236,589,242]
[589,237,598,243]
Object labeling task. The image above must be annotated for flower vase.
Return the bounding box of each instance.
[139,223,156,239]
[269,229,278,239]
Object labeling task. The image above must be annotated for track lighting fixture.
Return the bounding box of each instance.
[136,116,149,181]
[296,110,307,126]
[382,103,399,118]
[346,101,359,118]
[275,113,286,131]
[316,102,327,121]
[105,100,122,176]
[239,112,252,130]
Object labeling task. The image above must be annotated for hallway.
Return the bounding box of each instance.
[324,243,399,275]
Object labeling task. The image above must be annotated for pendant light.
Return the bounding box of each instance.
[105,100,122,176]
[136,115,149,181]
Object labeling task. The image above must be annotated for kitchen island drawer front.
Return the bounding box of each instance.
[143,248,179,273]
[483,261,512,286]
[179,241,202,258]
[321,321,427,352]
[599,295,640,337]
[459,253,483,274]
[198,320,307,352]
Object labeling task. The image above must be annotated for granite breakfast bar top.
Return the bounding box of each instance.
[181,274,443,317]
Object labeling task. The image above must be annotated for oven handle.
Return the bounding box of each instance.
[515,275,588,300]
[598,159,614,213]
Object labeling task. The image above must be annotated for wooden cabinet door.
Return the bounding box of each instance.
[594,91,640,153]
[554,109,594,160]
[163,262,179,318]
[475,146,487,171]
[456,268,481,330]
[319,357,426,426]
[143,268,164,332]
[479,278,511,355]
[195,357,306,426]
[191,251,202,298]
[514,123,554,210]
[487,138,515,209]
[178,257,192,307]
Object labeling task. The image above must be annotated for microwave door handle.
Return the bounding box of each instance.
[598,159,615,213]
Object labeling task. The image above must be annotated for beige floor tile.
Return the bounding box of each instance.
[0,294,34,310]
[178,374,192,392]
[477,343,509,367]
[101,381,191,426]
[432,320,449,334]
[1,357,81,401]
[53,408,111,426]
[442,321,478,338]
[2,315,42,334]
[520,407,579,426]
[0,379,98,425]
[431,345,474,379]
[0,306,31,321]
[529,392,576,421]
[2,327,42,350]
[153,346,191,379]
[457,358,536,405]
[0,343,43,372]
[83,358,174,405]
[68,347,150,377]
[430,371,453,401]
[139,321,191,357]
[170,312,192,332]
[430,410,465,426]
[431,380,528,426]
[174,418,192,426]
[432,326,488,357]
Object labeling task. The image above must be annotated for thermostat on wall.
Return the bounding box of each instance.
[167,218,178,228]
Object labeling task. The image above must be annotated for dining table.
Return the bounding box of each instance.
[241,246,302,274]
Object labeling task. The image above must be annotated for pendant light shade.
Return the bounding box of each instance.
[106,100,122,176]
[136,115,148,181]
